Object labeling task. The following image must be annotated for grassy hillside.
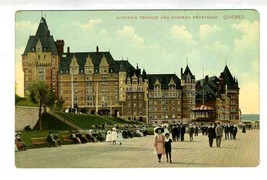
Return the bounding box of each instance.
[16,112,149,149]
[40,113,73,130]
[57,112,144,129]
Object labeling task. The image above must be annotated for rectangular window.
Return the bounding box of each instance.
[39,69,44,81]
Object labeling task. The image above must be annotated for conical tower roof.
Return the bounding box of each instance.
[23,17,58,55]
[181,65,195,79]
[221,65,239,88]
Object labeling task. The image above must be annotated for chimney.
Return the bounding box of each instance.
[205,75,209,84]
[180,68,183,78]
[96,46,99,53]
[55,40,64,54]
[67,46,70,54]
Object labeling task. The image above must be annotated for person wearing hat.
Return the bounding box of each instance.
[164,133,172,163]
[188,124,195,141]
[154,127,165,163]
[105,130,112,143]
[117,130,124,145]
[111,128,118,145]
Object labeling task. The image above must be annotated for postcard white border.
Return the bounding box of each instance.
[0,0,266,179]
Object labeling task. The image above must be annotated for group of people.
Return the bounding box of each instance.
[206,122,223,148]
[46,131,61,147]
[169,123,186,142]
[154,126,173,163]
[153,122,244,163]
[207,122,242,147]
[68,130,105,144]
[105,127,124,145]
[223,124,239,140]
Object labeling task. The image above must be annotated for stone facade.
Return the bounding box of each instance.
[15,106,40,131]
[180,66,196,123]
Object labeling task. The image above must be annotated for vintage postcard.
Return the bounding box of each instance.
[14,9,260,170]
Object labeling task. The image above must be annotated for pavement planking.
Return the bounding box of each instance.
[15,129,259,168]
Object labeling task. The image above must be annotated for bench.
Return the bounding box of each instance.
[30,137,49,147]
[62,135,73,144]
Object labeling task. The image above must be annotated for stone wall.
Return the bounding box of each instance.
[15,106,41,131]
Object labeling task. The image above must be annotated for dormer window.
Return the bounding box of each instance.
[36,39,42,53]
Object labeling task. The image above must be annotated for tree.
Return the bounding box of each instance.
[27,81,49,130]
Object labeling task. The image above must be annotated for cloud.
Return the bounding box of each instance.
[169,25,195,44]
[15,21,38,34]
[199,24,221,39]
[232,20,259,52]
[117,26,144,46]
[73,19,103,31]
[210,41,229,54]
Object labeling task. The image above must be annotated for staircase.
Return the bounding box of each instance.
[95,115,115,125]
[46,110,83,130]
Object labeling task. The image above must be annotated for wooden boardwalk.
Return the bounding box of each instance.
[15,129,259,168]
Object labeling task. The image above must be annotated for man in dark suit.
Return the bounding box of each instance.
[232,125,238,140]
[224,124,229,139]
[215,122,223,147]
[229,124,234,139]
[180,123,186,141]
[46,131,57,147]
[207,123,216,147]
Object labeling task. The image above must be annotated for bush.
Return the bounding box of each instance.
[80,107,89,114]
[24,125,32,131]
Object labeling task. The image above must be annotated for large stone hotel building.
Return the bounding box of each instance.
[22,17,240,125]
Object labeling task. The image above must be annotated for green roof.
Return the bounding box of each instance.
[181,65,195,79]
[221,65,239,89]
[23,17,58,55]
[196,76,219,101]
[147,74,181,90]
[59,51,136,74]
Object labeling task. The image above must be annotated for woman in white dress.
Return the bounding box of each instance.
[106,130,112,143]
[111,128,118,145]
[116,130,124,145]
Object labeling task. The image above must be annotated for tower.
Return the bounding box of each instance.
[180,65,196,123]
[219,65,240,121]
[22,17,60,96]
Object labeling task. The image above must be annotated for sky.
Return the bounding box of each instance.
[15,10,259,114]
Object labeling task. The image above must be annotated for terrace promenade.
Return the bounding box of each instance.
[15,129,259,168]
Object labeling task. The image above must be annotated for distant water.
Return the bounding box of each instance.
[242,114,259,121]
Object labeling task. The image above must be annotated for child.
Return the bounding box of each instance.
[111,128,117,145]
[164,133,172,163]
[105,130,112,143]
[117,130,123,145]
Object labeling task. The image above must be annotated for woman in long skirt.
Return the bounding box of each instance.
[105,130,112,143]
[154,127,165,163]
[111,128,118,145]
